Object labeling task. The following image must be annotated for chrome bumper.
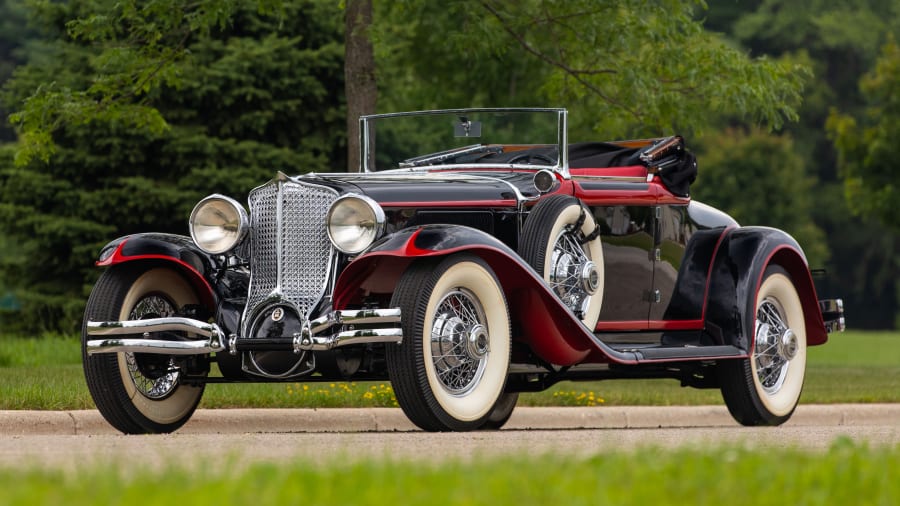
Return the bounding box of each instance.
[86,308,402,355]
[819,299,845,333]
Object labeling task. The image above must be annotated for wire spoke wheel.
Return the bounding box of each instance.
[754,298,797,394]
[719,265,807,426]
[125,295,182,400]
[548,227,595,316]
[430,288,490,395]
[387,254,511,432]
[82,265,207,434]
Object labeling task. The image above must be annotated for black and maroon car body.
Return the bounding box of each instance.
[82,108,844,433]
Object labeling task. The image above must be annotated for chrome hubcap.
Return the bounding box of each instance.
[430,289,489,395]
[754,299,793,394]
[580,261,599,295]
[549,228,595,317]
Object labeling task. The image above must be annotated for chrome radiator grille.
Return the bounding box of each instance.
[243,176,338,331]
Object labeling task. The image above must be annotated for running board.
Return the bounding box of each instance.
[608,344,745,361]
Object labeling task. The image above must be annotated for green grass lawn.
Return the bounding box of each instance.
[2,442,897,505]
[0,330,897,410]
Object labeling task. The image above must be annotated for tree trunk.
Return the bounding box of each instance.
[344,0,377,172]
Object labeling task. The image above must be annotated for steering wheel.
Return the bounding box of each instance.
[507,152,557,165]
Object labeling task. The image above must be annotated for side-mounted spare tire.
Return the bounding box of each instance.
[519,195,604,330]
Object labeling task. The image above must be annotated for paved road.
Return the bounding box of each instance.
[1,405,897,470]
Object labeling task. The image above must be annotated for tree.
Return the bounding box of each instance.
[0,1,345,333]
[344,0,376,172]
[706,0,900,175]
[6,0,290,166]
[827,38,900,231]
[0,0,35,142]
[375,0,808,139]
[703,0,900,328]
[0,0,820,333]
[692,128,828,267]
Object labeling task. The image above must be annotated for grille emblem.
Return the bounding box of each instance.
[271,307,284,322]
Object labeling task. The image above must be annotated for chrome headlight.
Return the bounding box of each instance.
[189,194,249,254]
[326,194,385,254]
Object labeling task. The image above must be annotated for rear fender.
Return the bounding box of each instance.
[704,227,828,351]
[333,224,635,366]
[96,233,218,309]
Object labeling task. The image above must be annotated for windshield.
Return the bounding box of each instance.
[360,108,567,172]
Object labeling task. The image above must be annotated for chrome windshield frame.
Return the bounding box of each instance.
[359,107,570,179]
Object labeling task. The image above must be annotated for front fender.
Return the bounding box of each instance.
[333,225,638,366]
[96,233,219,309]
[704,227,828,351]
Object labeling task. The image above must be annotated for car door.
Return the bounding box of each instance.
[591,205,656,327]
[649,204,694,324]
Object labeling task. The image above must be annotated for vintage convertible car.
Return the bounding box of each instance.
[82,108,844,433]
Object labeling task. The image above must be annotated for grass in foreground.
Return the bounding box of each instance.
[1,331,897,409]
[2,442,897,506]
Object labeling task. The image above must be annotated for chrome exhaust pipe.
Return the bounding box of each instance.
[85,317,226,355]
[85,308,403,355]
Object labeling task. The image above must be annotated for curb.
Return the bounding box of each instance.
[1,404,897,435]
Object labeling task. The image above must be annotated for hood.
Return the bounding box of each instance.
[300,171,543,206]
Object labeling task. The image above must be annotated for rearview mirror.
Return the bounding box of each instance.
[454,117,482,137]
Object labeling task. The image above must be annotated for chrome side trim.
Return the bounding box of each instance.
[571,175,649,183]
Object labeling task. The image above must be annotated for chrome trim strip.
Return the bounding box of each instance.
[361,107,566,121]
[558,109,569,179]
[275,176,284,296]
[359,116,368,173]
[572,175,649,183]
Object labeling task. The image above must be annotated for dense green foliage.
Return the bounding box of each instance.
[704,0,900,328]
[0,0,897,331]
[375,0,807,137]
[828,38,900,231]
[692,128,828,266]
[0,1,345,332]
[2,443,899,506]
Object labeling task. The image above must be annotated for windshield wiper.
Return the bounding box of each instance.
[399,144,502,168]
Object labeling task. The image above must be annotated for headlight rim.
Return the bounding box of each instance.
[326,193,385,255]
[189,194,250,255]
